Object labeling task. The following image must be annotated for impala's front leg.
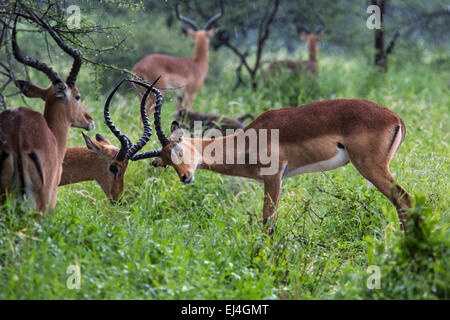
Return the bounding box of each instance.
[263,174,282,233]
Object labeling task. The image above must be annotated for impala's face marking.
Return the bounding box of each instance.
[82,133,128,201]
[152,121,199,184]
[300,32,323,55]
[184,28,216,39]
[66,86,95,131]
[17,80,94,131]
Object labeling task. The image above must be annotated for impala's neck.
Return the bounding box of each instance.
[308,50,317,62]
[306,42,318,62]
[44,102,71,164]
[183,131,273,179]
[60,147,99,185]
[192,35,210,77]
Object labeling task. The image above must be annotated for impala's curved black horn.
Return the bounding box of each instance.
[204,1,224,30]
[297,25,311,35]
[175,3,200,31]
[104,80,133,161]
[24,8,82,87]
[12,14,63,85]
[124,77,161,159]
[127,77,170,161]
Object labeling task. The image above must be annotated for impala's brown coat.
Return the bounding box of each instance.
[268,32,323,75]
[132,29,214,112]
[153,99,412,230]
[0,84,94,213]
[60,135,128,201]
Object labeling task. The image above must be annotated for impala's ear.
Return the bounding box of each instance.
[170,121,180,133]
[184,29,196,37]
[206,28,216,37]
[95,133,113,145]
[170,121,184,142]
[152,157,167,168]
[82,132,104,156]
[95,133,106,142]
[15,80,47,101]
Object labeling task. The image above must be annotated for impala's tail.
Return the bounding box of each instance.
[387,121,405,163]
[0,139,44,208]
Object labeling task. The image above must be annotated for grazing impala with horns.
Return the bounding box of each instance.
[132,1,223,113]
[134,81,414,232]
[0,11,94,214]
[59,79,159,202]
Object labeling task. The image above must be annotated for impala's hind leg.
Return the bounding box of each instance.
[345,127,412,230]
[352,162,411,222]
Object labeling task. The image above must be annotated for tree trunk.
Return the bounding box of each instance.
[374,0,387,71]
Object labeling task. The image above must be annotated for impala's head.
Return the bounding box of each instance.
[11,12,94,131]
[183,28,216,40]
[82,133,128,201]
[297,26,325,53]
[176,1,223,41]
[151,121,199,184]
[125,81,199,184]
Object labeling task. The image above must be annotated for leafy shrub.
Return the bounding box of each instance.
[260,68,321,106]
[332,195,449,299]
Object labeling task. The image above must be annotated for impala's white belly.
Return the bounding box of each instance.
[282,147,350,180]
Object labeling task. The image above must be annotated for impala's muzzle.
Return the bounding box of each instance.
[181,174,194,184]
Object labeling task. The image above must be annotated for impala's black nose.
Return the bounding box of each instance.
[181,174,193,184]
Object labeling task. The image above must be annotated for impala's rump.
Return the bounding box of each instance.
[0,108,53,204]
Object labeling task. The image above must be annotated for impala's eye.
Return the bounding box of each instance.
[75,94,81,101]
[109,164,120,176]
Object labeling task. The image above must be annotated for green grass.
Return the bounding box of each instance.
[0,55,448,299]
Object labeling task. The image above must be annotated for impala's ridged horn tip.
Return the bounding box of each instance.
[104,79,133,161]
[175,3,200,31]
[126,76,169,161]
[204,0,224,30]
[23,7,82,87]
[123,77,159,160]
[11,12,63,85]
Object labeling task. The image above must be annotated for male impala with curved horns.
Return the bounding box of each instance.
[132,2,223,113]
[133,81,414,231]
[0,12,94,214]
[59,79,159,202]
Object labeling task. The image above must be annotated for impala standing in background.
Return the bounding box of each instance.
[132,2,223,113]
[133,80,413,232]
[0,12,94,214]
[60,79,158,202]
[268,26,324,75]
